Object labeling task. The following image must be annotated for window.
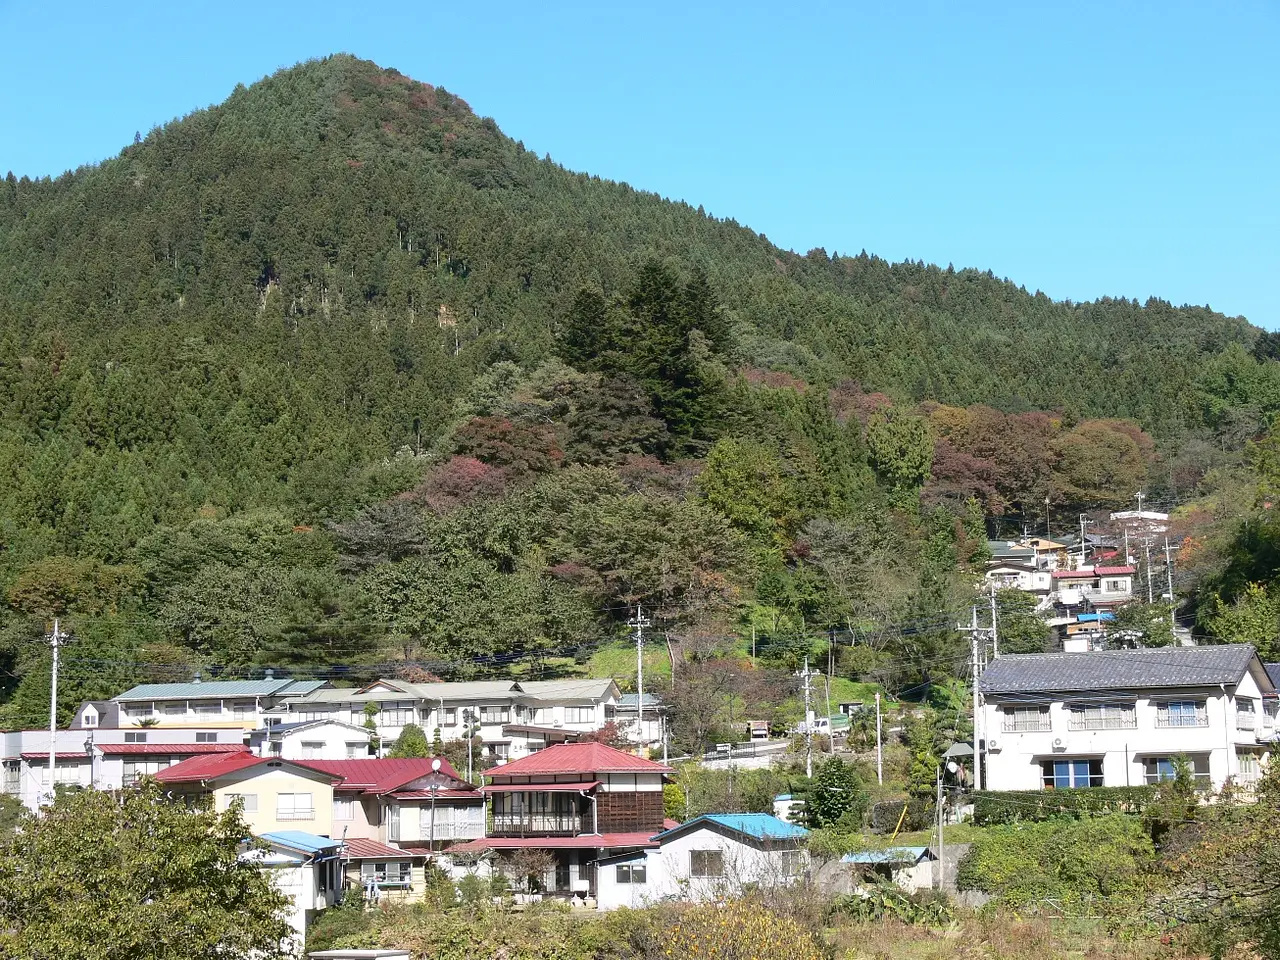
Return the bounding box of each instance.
[1103,579,1128,593]
[1067,703,1136,731]
[1237,698,1258,730]
[123,703,153,719]
[1237,752,1262,781]
[346,741,370,759]
[380,702,414,726]
[122,759,167,784]
[1040,758,1103,789]
[195,732,217,743]
[480,705,510,724]
[300,741,325,760]
[690,850,724,878]
[163,702,187,716]
[81,711,98,728]
[277,793,315,821]
[616,863,647,884]
[564,707,594,724]
[2,762,18,794]
[295,707,332,723]
[1156,700,1208,728]
[1144,755,1210,785]
[124,732,148,744]
[387,804,400,841]
[226,793,258,813]
[1001,706,1051,732]
[441,707,457,726]
[193,701,221,716]
[232,701,255,719]
[361,861,411,885]
[333,797,354,821]
[779,850,804,876]
[490,742,510,760]
[43,763,82,786]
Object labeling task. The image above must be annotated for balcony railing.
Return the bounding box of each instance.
[1237,713,1258,731]
[276,809,316,821]
[1001,715,1051,733]
[1067,712,1137,731]
[490,812,584,837]
[1155,713,1208,729]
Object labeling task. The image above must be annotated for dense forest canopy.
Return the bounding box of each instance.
[3,54,1280,731]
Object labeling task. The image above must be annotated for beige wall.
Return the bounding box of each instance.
[215,766,336,837]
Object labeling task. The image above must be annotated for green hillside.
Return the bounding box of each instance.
[2,54,1279,736]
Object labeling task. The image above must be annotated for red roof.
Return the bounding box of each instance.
[480,780,600,794]
[294,757,465,795]
[485,742,673,779]
[97,743,248,756]
[1051,568,1096,579]
[1094,566,1136,576]
[388,789,484,801]
[451,831,660,851]
[343,838,420,860]
[20,752,88,762]
[155,752,341,785]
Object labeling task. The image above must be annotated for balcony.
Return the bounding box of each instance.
[1001,714,1051,733]
[276,809,316,821]
[490,812,585,837]
[1237,713,1258,731]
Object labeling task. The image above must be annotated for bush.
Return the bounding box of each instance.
[971,786,1155,825]
[829,880,954,925]
[956,814,1155,910]
[869,796,933,833]
[658,900,825,960]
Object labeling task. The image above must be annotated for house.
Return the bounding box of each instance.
[595,814,808,910]
[249,719,378,760]
[839,846,936,893]
[295,757,485,853]
[1,726,248,812]
[451,741,673,899]
[102,674,328,731]
[339,837,428,904]
[156,752,342,836]
[979,644,1277,792]
[983,562,1051,595]
[246,830,342,948]
[275,678,622,766]
[609,693,667,749]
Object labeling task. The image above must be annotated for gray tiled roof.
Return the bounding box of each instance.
[1267,663,1280,690]
[114,678,325,701]
[979,645,1259,695]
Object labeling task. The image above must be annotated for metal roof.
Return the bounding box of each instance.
[342,838,419,860]
[484,742,673,777]
[518,679,619,702]
[654,813,808,843]
[294,757,465,794]
[282,680,522,705]
[1268,664,1280,690]
[96,743,248,756]
[114,678,325,702]
[260,831,343,854]
[842,846,930,865]
[615,693,663,709]
[980,645,1261,695]
[451,832,660,851]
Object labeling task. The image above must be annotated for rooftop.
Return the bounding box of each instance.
[156,752,339,784]
[115,678,325,702]
[980,645,1263,695]
[842,846,930,865]
[295,757,465,794]
[484,741,673,778]
[260,831,343,854]
[654,813,808,843]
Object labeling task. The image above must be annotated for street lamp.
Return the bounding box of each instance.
[428,757,442,853]
[83,734,95,787]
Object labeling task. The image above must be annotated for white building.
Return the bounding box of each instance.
[248,719,378,760]
[275,678,621,761]
[609,693,667,750]
[979,644,1277,792]
[95,674,328,731]
[246,830,342,951]
[595,813,807,910]
[1,726,247,812]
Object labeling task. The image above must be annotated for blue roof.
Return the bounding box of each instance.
[842,846,930,865]
[260,831,343,854]
[1076,612,1115,623]
[655,813,807,843]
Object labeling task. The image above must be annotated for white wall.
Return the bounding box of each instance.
[265,722,375,761]
[983,675,1275,792]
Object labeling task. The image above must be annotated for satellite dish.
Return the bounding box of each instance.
[946,761,959,775]
[431,758,442,773]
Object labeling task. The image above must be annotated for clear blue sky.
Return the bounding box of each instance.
[2,1,1276,326]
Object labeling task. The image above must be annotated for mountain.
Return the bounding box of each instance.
[1,54,1278,725]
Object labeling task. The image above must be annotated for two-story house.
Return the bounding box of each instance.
[979,644,1276,792]
[248,718,378,760]
[101,674,328,731]
[275,677,621,764]
[1,727,248,811]
[452,741,674,898]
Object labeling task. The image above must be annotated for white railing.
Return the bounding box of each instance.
[276,809,315,821]
[1002,715,1051,733]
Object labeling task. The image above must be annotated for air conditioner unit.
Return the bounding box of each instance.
[1052,738,1066,751]
[987,738,1000,752]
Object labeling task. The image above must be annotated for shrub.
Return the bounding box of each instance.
[658,900,825,960]
[829,879,954,926]
[971,786,1155,825]
[870,796,933,833]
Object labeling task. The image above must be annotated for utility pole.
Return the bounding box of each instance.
[826,630,836,756]
[1144,542,1154,604]
[797,657,817,778]
[874,693,883,785]
[989,585,999,660]
[47,619,64,804]
[630,605,651,749]
[1124,526,1130,565]
[935,765,945,891]
[1164,536,1176,628]
[971,622,983,792]
[1044,497,1050,537]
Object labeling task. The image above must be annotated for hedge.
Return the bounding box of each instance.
[971,786,1156,825]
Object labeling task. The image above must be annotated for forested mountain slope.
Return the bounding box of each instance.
[1,54,1278,731]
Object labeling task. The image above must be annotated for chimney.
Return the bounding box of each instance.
[193,672,202,684]
[264,669,275,680]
